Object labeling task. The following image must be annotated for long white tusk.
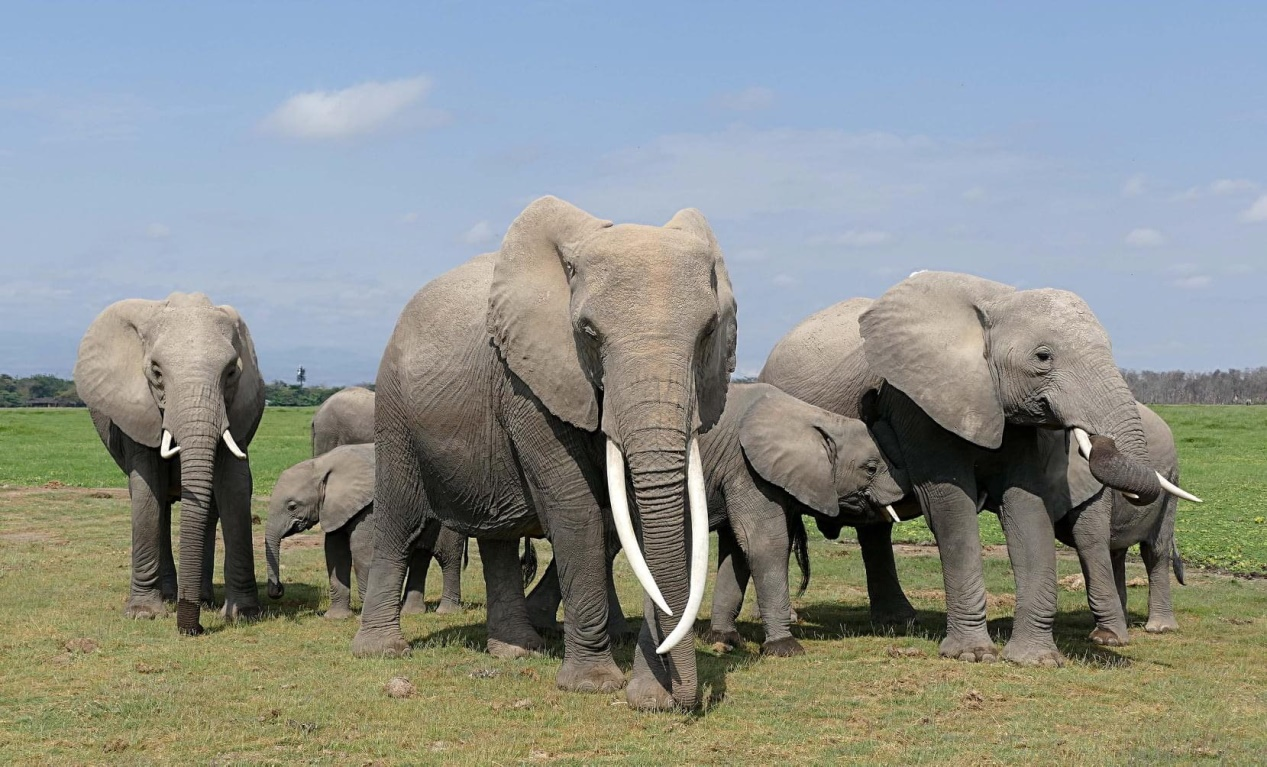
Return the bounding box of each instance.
[1157,473,1202,503]
[159,430,181,459]
[606,439,672,616]
[1072,427,1094,461]
[657,438,710,655]
[885,505,901,524]
[222,429,247,459]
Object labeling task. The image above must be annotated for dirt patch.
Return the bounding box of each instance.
[904,589,1015,610]
[0,486,127,500]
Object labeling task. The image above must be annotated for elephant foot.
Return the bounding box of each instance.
[626,673,684,712]
[871,605,918,629]
[435,599,464,615]
[399,592,427,615]
[324,606,356,620]
[160,582,178,603]
[124,594,169,620]
[761,637,805,657]
[1145,616,1178,634]
[221,598,261,623]
[706,630,744,653]
[938,633,999,663]
[487,635,545,659]
[1089,626,1129,646]
[352,629,411,658]
[1001,639,1065,668]
[556,657,626,694]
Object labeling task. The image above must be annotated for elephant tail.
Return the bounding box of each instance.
[789,514,810,597]
[519,537,538,588]
[1172,539,1186,586]
[462,536,470,570]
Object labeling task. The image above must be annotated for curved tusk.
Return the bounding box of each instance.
[606,439,672,616]
[1157,472,1202,503]
[222,429,247,459]
[657,438,710,655]
[1071,427,1094,461]
[885,505,901,524]
[159,430,181,459]
[1122,492,1140,500]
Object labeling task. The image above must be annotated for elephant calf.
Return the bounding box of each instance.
[266,444,465,618]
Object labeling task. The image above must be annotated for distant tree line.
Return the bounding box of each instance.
[0,374,373,408]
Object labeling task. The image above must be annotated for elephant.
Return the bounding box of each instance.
[264,443,467,619]
[760,272,1197,666]
[353,196,737,711]
[74,292,265,635]
[311,386,375,456]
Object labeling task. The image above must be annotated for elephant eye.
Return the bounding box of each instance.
[286,501,298,511]
[563,260,576,279]
[865,461,878,477]
[578,318,600,340]
[701,314,719,339]
[149,363,163,385]
[1034,348,1053,364]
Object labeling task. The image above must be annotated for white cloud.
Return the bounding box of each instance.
[1121,174,1147,197]
[260,76,442,140]
[772,273,798,287]
[145,223,171,240]
[1240,194,1267,223]
[1124,228,1166,248]
[818,229,893,248]
[461,220,498,245]
[712,86,775,112]
[1177,178,1259,200]
[1173,275,1211,289]
[400,212,419,224]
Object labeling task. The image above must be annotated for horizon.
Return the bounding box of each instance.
[3,3,1266,384]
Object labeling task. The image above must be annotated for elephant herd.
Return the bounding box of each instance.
[74,195,1201,711]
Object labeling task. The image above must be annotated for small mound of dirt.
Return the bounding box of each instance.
[1059,574,1086,592]
[41,480,66,489]
[65,638,98,654]
[384,677,416,699]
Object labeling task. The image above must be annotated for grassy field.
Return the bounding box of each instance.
[1,406,1266,764]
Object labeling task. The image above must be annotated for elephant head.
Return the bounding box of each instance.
[736,385,907,541]
[859,271,1195,505]
[487,196,737,707]
[266,444,375,599]
[75,292,263,633]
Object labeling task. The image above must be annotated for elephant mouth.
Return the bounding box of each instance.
[1069,428,1201,505]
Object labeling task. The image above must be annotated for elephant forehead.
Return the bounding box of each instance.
[997,289,1109,345]
[583,225,714,267]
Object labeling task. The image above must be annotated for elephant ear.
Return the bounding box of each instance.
[738,389,839,516]
[219,304,265,446]
[316,445,375,533]
[487,196,612,431]
[665,208,737,433]
[860,271,1013,449]
[74,299,162,447]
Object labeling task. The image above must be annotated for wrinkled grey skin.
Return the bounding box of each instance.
[308,389,466,614]
[75,293,265,635]
[353,196,737,711]
[761,273,1164,667]
[1050,402,1185,644]
[311,386,376,456]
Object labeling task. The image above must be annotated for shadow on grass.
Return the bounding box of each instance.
[196,582,328,634]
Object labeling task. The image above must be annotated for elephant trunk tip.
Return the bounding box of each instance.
[267,581,284,599]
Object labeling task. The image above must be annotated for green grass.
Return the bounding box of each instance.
[1,406,1266,763]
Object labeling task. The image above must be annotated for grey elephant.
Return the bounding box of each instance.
[311,386,375,455]
[308,387,467,615]
[75,292,264,635]
[761,273,1196,666]
[353,196,737,711]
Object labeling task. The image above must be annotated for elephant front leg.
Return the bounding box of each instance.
[324,531,355,620]
[997,488,1064,666]
[400,547,432,615]
[352,466,427,658]
[479,538,546,659]
[159,499,177,602]
[524,558,563,633]
[550,510,625,694]
[707,526,749,651]
[200,499,217,608]
[857,522,917,628]
[124,452,170,620]
[741,514,804,657]
[1140,541,1179,633]
[1070,497,1129,646]
[213,458,261,622]
[1112,548,1128,617]
[924,483,998,662]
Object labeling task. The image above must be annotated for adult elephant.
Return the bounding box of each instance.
[353,196,737,711]
[761,272,1194,666]
[311,386,375,456]
[75,292,265,635]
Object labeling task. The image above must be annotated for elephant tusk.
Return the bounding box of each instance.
[1071,427,1094,461]
[1122,492,1140,500]
[222,429,247,459]
[159,430,181,459]
[606,439,672,616]
[657,438,710,656]
[1157,472,1202,503]
[885,505,901,524]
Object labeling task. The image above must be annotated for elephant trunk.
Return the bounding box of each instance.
[265,512,287,599]
[1075,368,1161,504]
[166,383,226,635]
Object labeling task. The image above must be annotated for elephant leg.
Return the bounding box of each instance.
[434,528,465,614]
[1069,494,1129,646]
[524,558,564,633]
[124,450,169,620]
[922,482,997,662]
[740,510,803,656]
[213,456,260,622]
[707,525,749,651]
[1140,541,1179,633]
[159,498,177,602]
[478,537,546,659]
[857,522,917,627]
[349,518,373,607]
[550,509,625,694]
[325,531,355,620]
[400,546,432,615]
[1112,548,1128,618]
[602,529,633,641]
[200,499,218,609]
[997,487,1063,667]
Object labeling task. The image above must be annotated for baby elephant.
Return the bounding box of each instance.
[703,383,906,656]
[266,444,464,618]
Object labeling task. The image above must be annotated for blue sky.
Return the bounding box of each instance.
[3,2,1266,383]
